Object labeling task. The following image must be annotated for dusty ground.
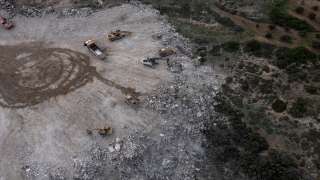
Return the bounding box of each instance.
[0,1,223,180]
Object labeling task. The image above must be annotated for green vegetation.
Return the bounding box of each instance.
[312,41,320,49]
[269,8,315,31]
[262,65,270,72]
[312,6,319,11]
[308,13,316,20]
[272,100,287,112]
[276,46,317,68]
[268,24,276,30]
[279,35,291,43]
[305,85,317,94]
[294,6,304,14]
[289,97,307,118]
[298,30,307,37]
[222,41,240,52]
[265,32,272,39]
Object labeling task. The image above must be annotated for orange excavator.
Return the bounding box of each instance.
[86,126,113,136]
[0,15,13,29]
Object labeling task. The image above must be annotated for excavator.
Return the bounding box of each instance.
[158,48,176,57]
[0,15,13,29]
[141,57,169,69]
[106,29,133,41]
[125,94,141,108]
[86,126,113,136]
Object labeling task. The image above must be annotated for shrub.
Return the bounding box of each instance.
[316,34,320,38]
[276,46,316,68]
[269,8,315,31]
[294,6,304,14]
[305,85,317,94]
[222,41,240,52]
[262,65,270,72]
[312,6,319,11]
[268,24,276,30]
[289,97,307,118]
[284,26,291,32]
[279,35,292,42]
[308,12,316,19]
[297,72,307,79]
[226,76,233,84]
[244,40,261,52]
[266,128,274,134]
[312,41,320,49]
[272,100,287,112]
[241,81,249,91]
[298,30,307,37]
[265,32,272,39]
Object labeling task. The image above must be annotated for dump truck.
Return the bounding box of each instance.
[86,126,113,136]
[141,57,169,69]
[125,94,141,108]
[158,48,176,57]
[107,29,133,41]
[0,15,13,29]
[83,40,106,60]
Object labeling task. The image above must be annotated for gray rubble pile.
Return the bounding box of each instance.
[19,6,93,18]
[0,0,14,10]
[128,0,192,56]
[152,29,192,57]
[144,63,220,122]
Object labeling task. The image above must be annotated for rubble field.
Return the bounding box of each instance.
[0,1,223,180]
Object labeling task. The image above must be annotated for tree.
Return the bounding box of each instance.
[268,24,276,30]
[312,41,320,49]
[280,35,292,43]
[265,32,272,39]
[294,6,304,14]
[308,12,316,19]
[312,6,319,11]
[272,100,287,112]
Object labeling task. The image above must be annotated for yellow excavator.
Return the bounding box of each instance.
[125,94,141,108]
[106,29,133,41]
[158,48,176,57]
[86,126,113,136]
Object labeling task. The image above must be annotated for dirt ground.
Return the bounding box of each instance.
[0,1,224,180]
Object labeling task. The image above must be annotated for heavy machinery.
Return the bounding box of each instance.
[106,29,133,41]
[83,40,106,60]
[141,57,169,69]
[167,60,183,73]
[86,126,113,136]
[158,48,176,57]
[0,15,13,29]
[125,94,140,108]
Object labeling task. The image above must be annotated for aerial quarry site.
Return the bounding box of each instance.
[1,0,320,180]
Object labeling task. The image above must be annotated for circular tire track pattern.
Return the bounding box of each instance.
[0,44,137,108]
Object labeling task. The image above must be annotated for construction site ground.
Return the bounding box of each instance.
[0,2,222,180]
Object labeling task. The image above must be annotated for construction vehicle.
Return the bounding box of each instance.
[167,60,183,73]
[125,94,141,108]
[86,126,113,136]
[0,15,13,29]
[106,29,133,41]
[83,40,106,60]
[141,57,169,69]
[158,48,176,57]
